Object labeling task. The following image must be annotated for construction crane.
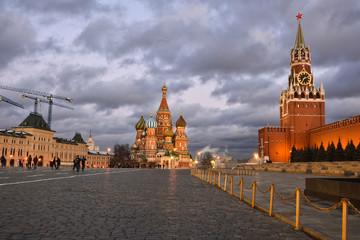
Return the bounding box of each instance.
[21,94,74,114]
[0,95,24,109]
[0,85,73,129]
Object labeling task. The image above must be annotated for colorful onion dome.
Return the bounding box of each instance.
[164,128,174,137]
[135,113,146,130]
[176,114,186,128]
[131,144,139,150]
[146,114,157,128]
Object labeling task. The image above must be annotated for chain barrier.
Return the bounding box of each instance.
[256,184,271,194]
[233,179,242,186]
[299,190,343,212]
[245,182,253,190]
[192,168,360,240]
[346,201,360,216]
[274,187,297,201]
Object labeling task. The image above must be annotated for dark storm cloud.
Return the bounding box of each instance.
[211,75,284,106]
[0,12,36,68]
[324,61,360,100]
[9,0,116,16]
[1,0,360,159]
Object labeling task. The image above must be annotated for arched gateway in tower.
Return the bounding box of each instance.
[131,83,192,168]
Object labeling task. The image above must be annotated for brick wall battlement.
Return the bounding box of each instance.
[310,116,360,134]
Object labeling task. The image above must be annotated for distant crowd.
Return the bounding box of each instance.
[0,154,87,172]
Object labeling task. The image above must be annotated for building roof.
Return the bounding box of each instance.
[72,132,86,144]
[88,150,112,155]
[18,112,52,131]
[53,137,78,145]
[294,19,306,49]
[0,129,31,138]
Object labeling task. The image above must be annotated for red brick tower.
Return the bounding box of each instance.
[280,13,325,153]
[156,83,172,149]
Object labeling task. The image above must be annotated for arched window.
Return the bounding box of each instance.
[294,50,298,58]
[301,92,305,98]
[316,92,320,98]
[294,92,298,98]
[309,92,313,98]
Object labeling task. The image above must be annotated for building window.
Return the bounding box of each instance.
[314,104,317,108]
[306,104,308,108]
[297,104,300,108]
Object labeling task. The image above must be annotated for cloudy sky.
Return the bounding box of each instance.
[0,0,359,159]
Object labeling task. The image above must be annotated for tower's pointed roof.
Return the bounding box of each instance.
[294,14,306,49]
[19,112,51,131]
[158,82,169,112]
[72,132,86,144]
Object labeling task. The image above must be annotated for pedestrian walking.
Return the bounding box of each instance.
[73,155,80,172]
[21,157,24,167]
[0,155,6,167]
[81,156,86,171]
[56,157,61,170]
[27,155,32,169]
[50,157,55,169]
[33,156,38,170]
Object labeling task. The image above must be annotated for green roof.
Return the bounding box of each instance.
[19,113,51,131]
[294,20,306,49]
[72,132,86,144]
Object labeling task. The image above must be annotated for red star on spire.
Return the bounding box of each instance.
[296,13,303,20]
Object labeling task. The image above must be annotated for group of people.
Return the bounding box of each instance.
[73,155,86,172]
[50,157,61,170]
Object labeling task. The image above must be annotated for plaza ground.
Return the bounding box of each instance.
[0,167,309,239]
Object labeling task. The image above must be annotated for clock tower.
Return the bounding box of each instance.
[279,13,325,152]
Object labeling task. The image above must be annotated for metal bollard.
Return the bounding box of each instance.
[218,172,221,187]
[252,181,256,208]
[295,188,300,230]
[342,198,349,240]
[269,184,274,216]
[240,178,243,200]
[224,174,228,191]
[231,176,233,195]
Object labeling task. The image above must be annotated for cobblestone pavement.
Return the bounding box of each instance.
[214,171,360,240]
[0,167,310,239]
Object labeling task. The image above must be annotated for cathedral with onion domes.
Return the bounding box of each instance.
[131,83,192,168]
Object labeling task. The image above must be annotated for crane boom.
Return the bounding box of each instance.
[0,85,73,102]
[0,95,24,109]
[0,85,73,129]
[22,94,74,112]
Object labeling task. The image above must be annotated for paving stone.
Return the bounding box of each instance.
[0,167,311,239]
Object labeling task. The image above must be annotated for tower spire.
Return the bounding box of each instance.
[295,13,305,49]
[158,82,169,111]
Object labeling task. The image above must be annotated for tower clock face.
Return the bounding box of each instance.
[297,71,311,85]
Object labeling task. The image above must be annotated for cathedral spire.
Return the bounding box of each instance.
[158,82,169,112]
[294,13,306,49]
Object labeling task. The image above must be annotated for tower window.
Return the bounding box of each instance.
[297,104,300,108]
[314,104,317,108]
[306,104,308,108]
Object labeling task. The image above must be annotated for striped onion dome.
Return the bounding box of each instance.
[164,127,174,137]
[146,114,157,128]
[135,114,146,130]
[176,114,186,128]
